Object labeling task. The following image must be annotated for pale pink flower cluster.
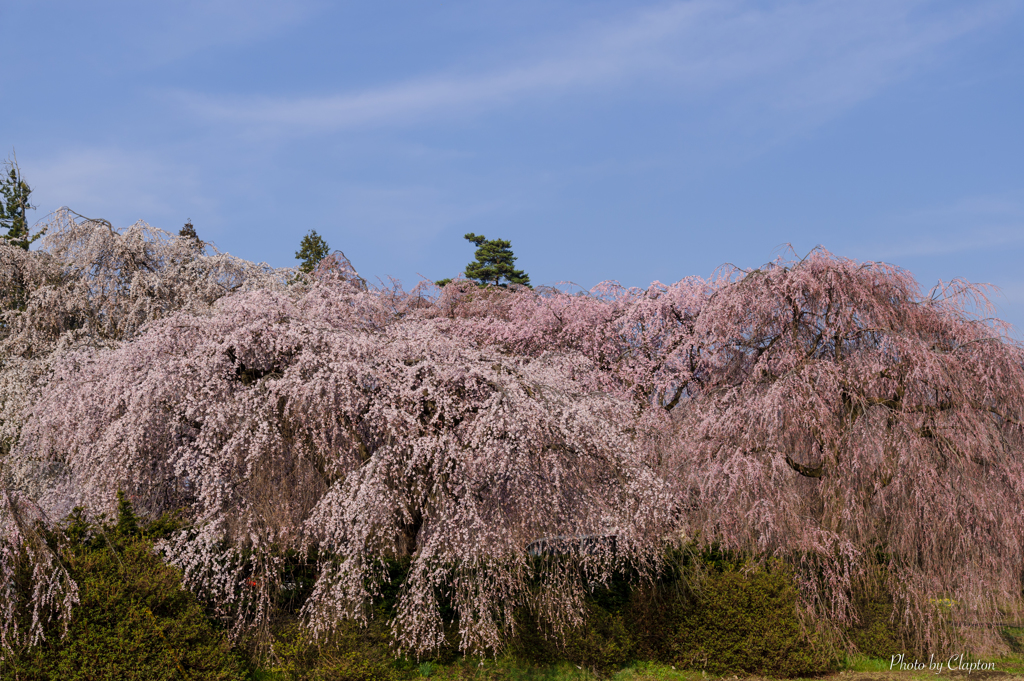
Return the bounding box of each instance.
[2,222,1023,655]
[0,490,78,654]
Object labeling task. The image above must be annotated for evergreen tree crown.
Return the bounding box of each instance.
[461,232,530,288]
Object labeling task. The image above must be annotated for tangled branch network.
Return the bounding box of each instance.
[2,211,1023,655]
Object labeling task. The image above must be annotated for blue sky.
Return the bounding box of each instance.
[4,0,1024,333]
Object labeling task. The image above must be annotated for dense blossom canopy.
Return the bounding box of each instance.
[19,285,667,651]
[2,219,1023,656]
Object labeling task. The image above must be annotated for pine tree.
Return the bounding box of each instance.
[296,230,330,273]
[179,219,199,242]
[459,233,530,288]
[178,219,203,251]
[0,153,41,250]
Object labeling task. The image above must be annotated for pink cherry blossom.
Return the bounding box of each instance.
[3,219,1022,656]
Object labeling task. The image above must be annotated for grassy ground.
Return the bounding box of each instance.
[253,654,1024,681]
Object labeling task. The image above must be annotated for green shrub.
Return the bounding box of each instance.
[509,556,838,678]
[258,609,407,681]
[511,601,635,673]
[645,561,838,677]
[1000,626,1024,655]
[847,592,901,659]
[0,499,246,681]
[0,506,853,681]
[622,583,682,664]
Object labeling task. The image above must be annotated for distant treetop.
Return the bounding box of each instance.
[296,230,330,273]
[443,232,530,288]
[0,152,41,250]
[178,219,203,250]
[179,219,199,242]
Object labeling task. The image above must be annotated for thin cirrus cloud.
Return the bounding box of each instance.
[172,0,1013,137]
[875,226,1024,260]
[329,184,508,245]
[112,0,322,70]
[858,194,1024,260]
[24,149,212,231]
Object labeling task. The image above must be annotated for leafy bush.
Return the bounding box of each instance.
[509,554,838,678]
[0,500,852,680]
[615,554,840,678]
[511,602,635,673]
[258,619,406,681]
[256,558,416,681]
[661,563,838,677]
[847,588,902,659]
[0,495,246,681]
[1002,627,1024,655]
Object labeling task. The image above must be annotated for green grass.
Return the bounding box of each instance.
[250,656,704,681]
[612,661,702,681]
[251,672,288,681]
[977,652,1024,676]
[411,659,698,681]
[250,650,1024,681]
[840,651,1024,678]
[842,653,894,673]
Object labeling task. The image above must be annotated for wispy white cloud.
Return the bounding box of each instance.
[330,183,507,245]
[122,0,323,69]
[864,194,1024,259]
[879,227,1024,259]
[24,148,214,232]
[172,0,1015,136]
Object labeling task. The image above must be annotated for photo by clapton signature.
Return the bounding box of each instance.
[890,653,996,674]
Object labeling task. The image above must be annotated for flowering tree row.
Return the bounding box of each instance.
[2,213,1023,655]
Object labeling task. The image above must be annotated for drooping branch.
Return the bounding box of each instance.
[784,454,824,479]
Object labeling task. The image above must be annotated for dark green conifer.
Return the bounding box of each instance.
[295,229,330,273]
[0,153,40,250]
[178,219,200,242]
[459,232,530,288]
[177,219,204,254]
